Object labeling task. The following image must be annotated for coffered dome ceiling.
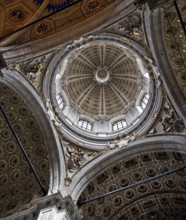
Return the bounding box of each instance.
[63,43,142,119]
[47,35,159,147]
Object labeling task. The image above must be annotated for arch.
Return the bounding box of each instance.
[1,68,65,195]
[144,7,186,125]
[68,134,186,201]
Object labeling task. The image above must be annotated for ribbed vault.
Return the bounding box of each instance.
[64,44,141,119]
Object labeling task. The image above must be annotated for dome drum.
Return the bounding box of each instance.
[45,35,161,148]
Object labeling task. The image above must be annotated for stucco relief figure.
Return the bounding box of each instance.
[160,102,185,133]
[18,58,47,91]
[164,102,171,112]
[27,71,37,83]
[26,61,42,79]
[122,24,142,38]
[156,74,161,88]
[62,140,101,174]
[173,119,184,132]
[117,12,143,40]
[108,134,136,149]
[160,110,175,132]
[64,142,84,172]
[64,177,72,187]
[8,61,44,92]
[8,63,16,71]
[27,61,44,90]
[46,99,62,128]
[148,127,157,134]
[160,102,176,132]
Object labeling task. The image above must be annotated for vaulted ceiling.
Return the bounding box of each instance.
[0,0,186,219]
[0,81,50,218]
[162,1,186,98]
[0,0,116,45]
[78,150,186,220]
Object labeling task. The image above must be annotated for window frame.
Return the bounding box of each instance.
[78,120,92,131]
[113,120,127,131]
[56,94,64,109]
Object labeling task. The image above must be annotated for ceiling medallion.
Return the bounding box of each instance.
[35,22,50,35]
[86,0,101,12]
[9,8,26,23]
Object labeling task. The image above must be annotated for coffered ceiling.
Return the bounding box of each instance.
[0,0,116,45]
[0,81,50,218]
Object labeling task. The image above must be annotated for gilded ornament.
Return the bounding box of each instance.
[9,8,26,22]
[35,22,49,35]
[86,0,101,12]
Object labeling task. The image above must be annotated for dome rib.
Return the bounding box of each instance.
[100,85,105,115]
[108,81,129,106]
[78,54,97,70]
[76,81,96,106]
[108,53,127,70]
[61,40,143,119]
[67,74,93,82]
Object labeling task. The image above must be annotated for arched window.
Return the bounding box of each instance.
[78,120,92,131]
[141,94,149,110]
[113,120,127,131]
[56,94,64,109]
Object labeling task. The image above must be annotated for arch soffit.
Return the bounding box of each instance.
[144,6,186,123]
[68,134,186,200]
[1,68,65,195]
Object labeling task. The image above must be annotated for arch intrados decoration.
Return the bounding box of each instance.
[69,135,186,201]
[69,135,186,219]
[144,4,186,123]
[0,69,64,217]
